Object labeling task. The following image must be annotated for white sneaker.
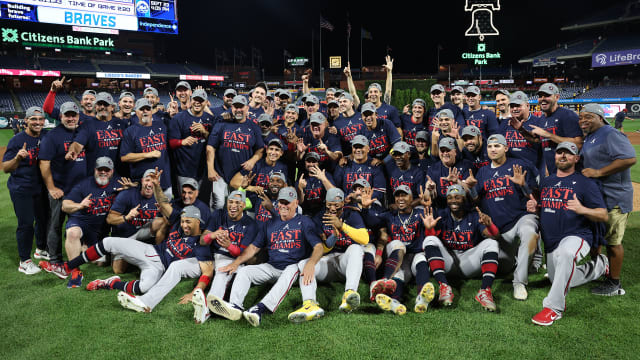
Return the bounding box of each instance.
[33,248,50,260]
[192,288,210,324]
[513,283,528,301]
[117,291,151,313]
[19,259,41,275]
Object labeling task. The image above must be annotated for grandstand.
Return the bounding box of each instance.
[0,92,15,112]
[576,85,640,99]
[37,58,97,73]
[16,91,76,110]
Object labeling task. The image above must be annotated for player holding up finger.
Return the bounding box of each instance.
[421,184,500,312]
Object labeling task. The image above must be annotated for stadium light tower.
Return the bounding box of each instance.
[465,0,500,41]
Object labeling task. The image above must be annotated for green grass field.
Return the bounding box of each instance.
[1,129,639,359]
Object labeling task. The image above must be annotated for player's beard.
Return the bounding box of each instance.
[95,174,110,186]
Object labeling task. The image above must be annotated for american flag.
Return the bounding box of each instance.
[320,16,334,31]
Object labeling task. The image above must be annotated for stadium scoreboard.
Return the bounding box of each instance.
[0,0,178,34]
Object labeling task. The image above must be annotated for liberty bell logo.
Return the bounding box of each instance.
[465,0,500,41]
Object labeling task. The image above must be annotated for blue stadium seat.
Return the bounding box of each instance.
[0,92,16,112]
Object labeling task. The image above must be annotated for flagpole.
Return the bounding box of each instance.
[360,27,363,77]
[319,16,323,88]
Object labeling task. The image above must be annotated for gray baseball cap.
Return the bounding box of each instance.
[180,177,199,190]
[25,106,44,118]
[142,168,156,178]
[438,137,456,150]
[335,89,345,96]
[285,104,299,114]
[361,102,377,115]
[415,131,429,142]
[181,205,203,224]
[224,88,237,97]
[305,95,320,105]
[340,93,354,102]
[393,184,412,196]
[60,102,79,115]
[430,84,445,93]
[270,171,287,183]
[494,89,510,97]
[119,91,135,101]
[143,87,159,97]
[537,83,559,96]
[82,89,97,98]
[228,190,246,204]
[487,134,507,146]
[95,92,114,105]
[556,141,579,155]
[326,187,345,202]
[327,100,339,107]
[304,151,321,161]
[309,112,327,125]
[465,86,481,96]
[266,92,274,100]
[353,178,371,188]
[580,103,605,119]
[436,109,455,119]
[392,141,411,154]
[351,135,369,147]
[368,83,382,92]
[461,125,481,138]
[446,184,465,196]
[326,87,337,94]
[412,98,426,108]
[509,91,529,105]
[258,113,273,125]
[268,138,284,149]
[135,98,152,111]
[279,89,291,99]
[191,89,207,101]
[232,95,248,106]
[277,187,298,202]
[450,85,464,94]
[95,156,114,170]
[176,81,191,90]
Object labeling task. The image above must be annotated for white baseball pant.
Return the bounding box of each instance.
[229,262,300,312]
[423,236,499,277]
[138,257,201,310]
[384,240,427,283]
[498,214,539,285]
[207,253,237,299]
[102,237,164,293]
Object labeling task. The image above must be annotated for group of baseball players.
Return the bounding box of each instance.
[3,57,636,327]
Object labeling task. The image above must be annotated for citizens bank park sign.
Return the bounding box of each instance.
[1,27,116,50]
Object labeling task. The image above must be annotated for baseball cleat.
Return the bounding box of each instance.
[339,290,361,313]
[375,294,406,315]
[243,306,262,327]
[206,294,242,321]
[86,275,120,291]
[383,279,397,295]
[18,259,41,275]
[475,288,497,312]
[532,307,562,326]
[513,283,528,301]
[33,248,50,261]
[288,300,325,324]
[67,270,83,288]
[191,288,210,324]
[39,261,69,279]
[117,291,151,313]
[438,282,454,306]
[414,282,435,313]
[370,279,386,301]
[591,278,626,296]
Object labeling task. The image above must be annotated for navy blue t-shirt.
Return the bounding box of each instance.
[73,117,128,173]
[247,105,265,124]
[211,105,231,124]
[427,159,475,207]
[208,120,264,183]
[465,109,499,138]
[362,118,401,159]
[364,206,425,254]
[39,125,87,194]
[3,131,45,193]
[426,103,466,133]
[433,208,487,250]
[120,122,171,189]
[110,188,159,237]
[400,114,429,147]
[333,112,365,155]
[155,213,212,269]
[538,172,606,252]
[313,208,367,252]
[385,162,425,198]
[376,102,401,128]
[206,210,258,257]
[301,128,342,169]
[169,198,211,229]
[334,158,387,201]
[535,107,582,175]
[169,110,215,180]
[65,175,122,226]
[296,171,336,215]
[253,213,322,270]
[500,115,542,169]
[460,143,490,171]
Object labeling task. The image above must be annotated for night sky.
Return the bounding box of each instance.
[166,0,607,74]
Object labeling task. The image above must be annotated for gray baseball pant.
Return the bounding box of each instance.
[499,214,539,285]
[138,257,201,310]
[207,253,236,299]
[102,237,164,293]
[543,236,606,313]
[229,262,300,312]
[298,244,364,302]
[423,236,499,277]
[384,240,427,283]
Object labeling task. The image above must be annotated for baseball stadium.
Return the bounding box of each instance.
[1,1,639,359]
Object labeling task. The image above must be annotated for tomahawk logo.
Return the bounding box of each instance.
[2,28,18,43]
[595,54,607,66]
[464,0,500,41]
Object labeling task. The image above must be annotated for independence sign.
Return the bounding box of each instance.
[592,49,640,68]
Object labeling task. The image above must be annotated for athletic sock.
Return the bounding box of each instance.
[112,279,142,295]
[415,261,430,291]
[480,251,499,289]
[425,246,447,284]
[610,278,620,286]
[383,250,400,279]
[363,252,377,284]
[391,278,404,300]
[67,241,108,270]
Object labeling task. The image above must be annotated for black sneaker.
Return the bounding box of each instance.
[591,278,626,296]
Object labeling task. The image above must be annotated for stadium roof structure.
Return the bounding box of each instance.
[561,1,640,31]
[519,35,640,64]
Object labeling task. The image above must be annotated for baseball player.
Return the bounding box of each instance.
[426,137,475,209]
[464,86,499,138]
[230,138,288,192]
[400,98,429,146]
[527,142,609,325]
[332,93,364,155]
[494,89,511,125]
[190,190,258,324]
[210,88,235,122]
[247,83,267,124]
[296,152,336,216]
[297,112,343,170]
[426,84,466,133]
[499,91,543,169]
[115,92,136,123]
[287,188,369,323]
[43,78,96,124]
[206,187,323,327]
[422,184,500,312]
[360,102,401,162]
[385,141,425,207]
[459,125,490,171]
[333,135,387,202]
[430,109,462,158]
[465,134,539,300]
[411,131,434,173]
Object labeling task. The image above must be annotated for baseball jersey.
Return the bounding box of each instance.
[499,115,542,168]
[426,103,466,133]
[333,158,387,201]
[301,128,342,169]
[313,208,367,253]
[208,120,264,183]
[385,161,425,197]
[433,208,487,251]
[110,187,159,237]
[120,122,171,189]
[475,158,538,232]
[207,209,258,257]
[538,172,606,252]
[168,110,215,180]
[333,112,365,155]
[362,118,401,159]
[465,109,499,138]
[460,143,490,171]
[364,206,425,253]
[4,131,45,193]
[253,213,322,270]
[536,107,582,174]
[427,159,475,207]
[65,175,122,226]
[581,125,635,213]
[400,114,429,147]
[375,102,401,128]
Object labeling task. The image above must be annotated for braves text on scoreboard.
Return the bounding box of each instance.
[0,0,178,34]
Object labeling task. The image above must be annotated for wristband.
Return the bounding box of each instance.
[198,275,211,287]
[375,248,383,257]
[122,215,128,223]
[487,223,499,237]
[202,232,214,245]
[425,228,436,236]
[227,244,242,257]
